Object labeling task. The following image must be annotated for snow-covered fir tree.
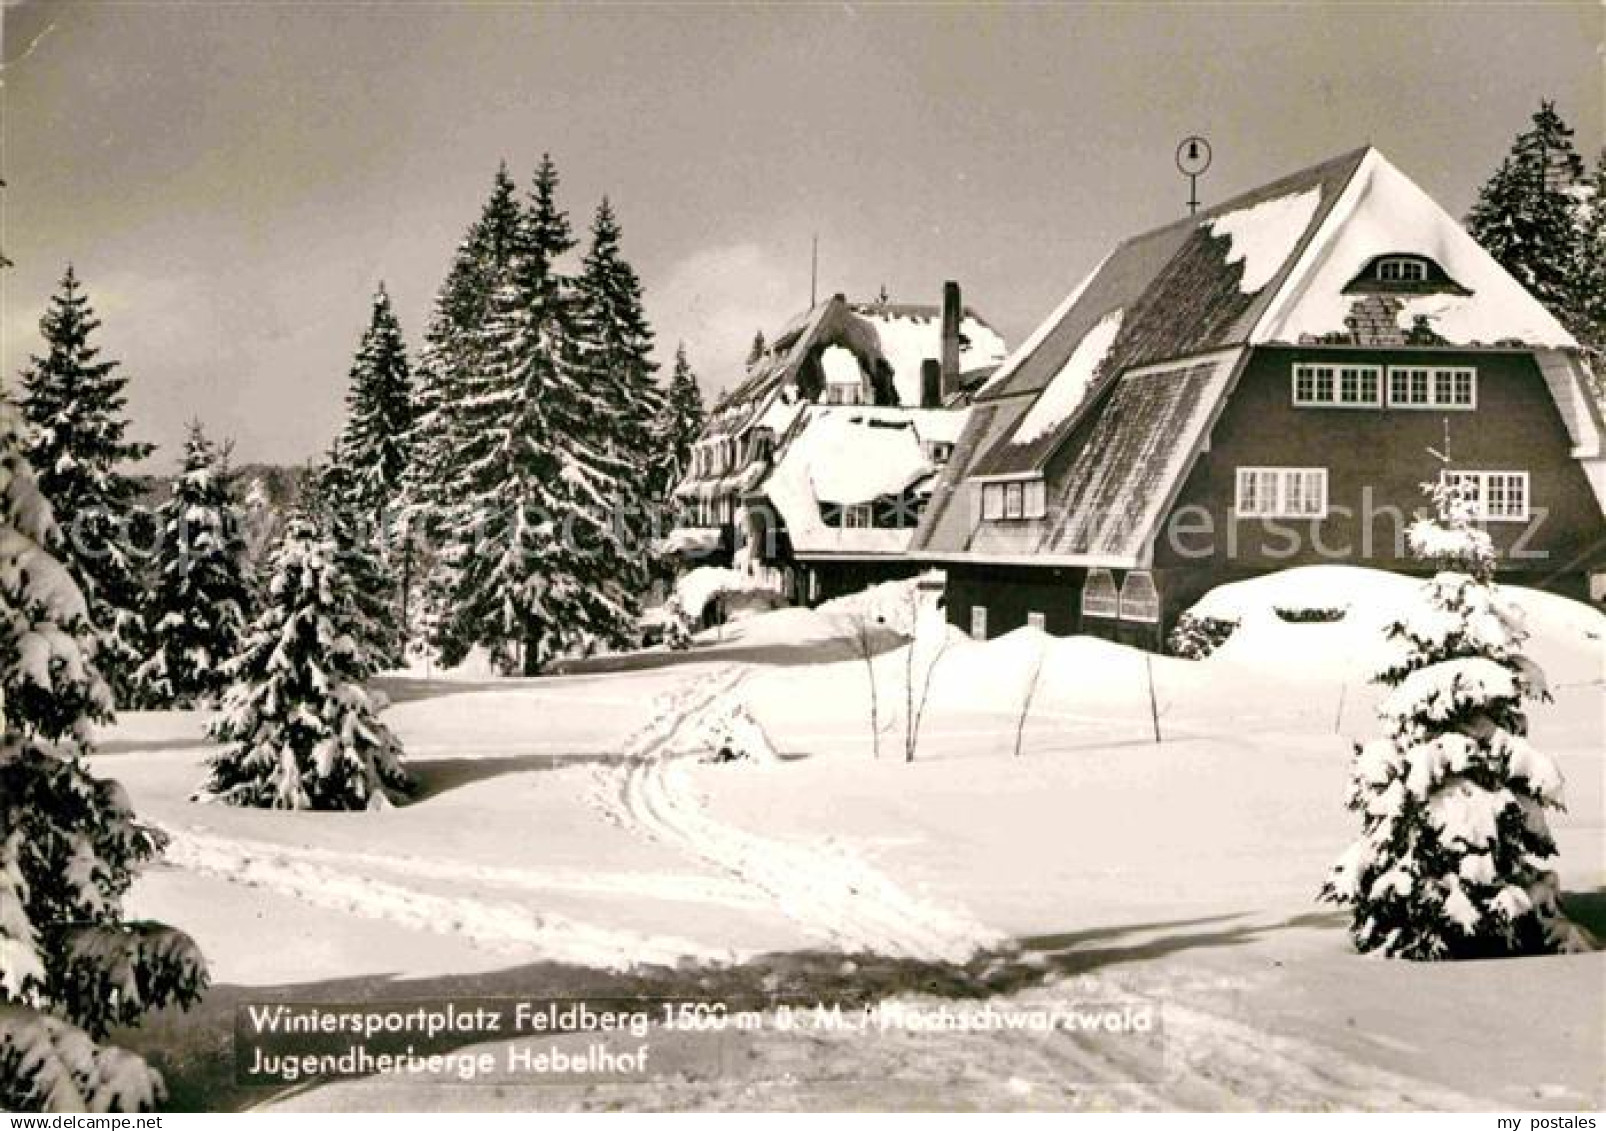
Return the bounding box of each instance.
[746,329,766,369]
[16,267,155,705]
[302,451,405,671]
[203,516,412,810]
[1321,481,1582,959]
[434,155,627,673]
[331,284,415,639]
[131,423,251,709]
[336,283,415,521]
[574,197,662,468]
[564,196,661,644]
[653,343,706,502]
[0,396,206,1111]
[1466,101,1590,342]
[1570,150,1606,365]
[405,165,528,642]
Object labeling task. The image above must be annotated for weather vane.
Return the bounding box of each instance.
[1176,135,1212,217]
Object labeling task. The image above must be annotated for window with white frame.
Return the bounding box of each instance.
[1293,363,1382,407]
[1004,482,1024,519]
[979,478,1047,522]
[843,502,874,529]
[969,606,988,640]
[1026,611,1046,631]
[1082,569,1119,619]
[1387,365,1475,409]
[1118,571,1160,623]
[924,441,955,464]
[1235,467,1328,519]
[1443,470,1530,522]
[980,482,1003,521]
[1377,257,1427,283]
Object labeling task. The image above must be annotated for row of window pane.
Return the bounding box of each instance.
[687,496,736,526]
[1390,366,1474,408]
[980,478,1048,521]
[1293,364,1382,406]
[1291,364,1475,409]
[1443,470,1529,521]
[1235,468,1327,518]
[1376,257,1426,282]
[968,571,1157,640]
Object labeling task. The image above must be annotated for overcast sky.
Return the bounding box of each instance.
[1,1,1600,469]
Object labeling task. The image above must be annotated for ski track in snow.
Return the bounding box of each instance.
[159,827,736,969]
[590,664,1006,965]
[162,826,764,909]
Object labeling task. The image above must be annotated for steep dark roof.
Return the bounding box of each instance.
[966,148,1369,483]
[916,145,1601,562]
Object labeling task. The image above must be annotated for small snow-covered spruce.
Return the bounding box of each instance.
[0,397,206,1111]
[1321,481,1583,959]
[302,451,405,672]
[202,517,413,810]
[17,267,155,706]
[132,422,251,708]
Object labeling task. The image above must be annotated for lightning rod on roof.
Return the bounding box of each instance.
[1176,136,1213,217]
[810,234,819,307]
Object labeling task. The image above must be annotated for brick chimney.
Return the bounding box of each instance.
[940,280,962,404]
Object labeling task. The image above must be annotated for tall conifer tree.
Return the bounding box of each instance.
[1467,101,1590,338]
[17,268,154,704]
[0,398,206,1111]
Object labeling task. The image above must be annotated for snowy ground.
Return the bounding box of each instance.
[101,570,1604,1111]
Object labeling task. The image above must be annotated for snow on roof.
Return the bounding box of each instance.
[924,146,1599,564]
[1043,350,1240,560]
[975,149,1364,411]
[675,565,779,621]
[756,390,807,435]
[759,406,967,556]
[976,253,1112,399]
[1009,309,1124,448]
[807,417,931,506]
[1252,149,1577,348]
[821,344,861,386]
[854,306,1008,406]
[1207,187,1323,295]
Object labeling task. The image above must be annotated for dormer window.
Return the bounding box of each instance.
[1376,257,1426,283]
[1343,253,1470,296]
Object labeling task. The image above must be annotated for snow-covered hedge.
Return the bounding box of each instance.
[1166,612,1239,659]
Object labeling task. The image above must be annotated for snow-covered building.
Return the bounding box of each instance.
[913,147,1606,647]
[670,283,1007,603]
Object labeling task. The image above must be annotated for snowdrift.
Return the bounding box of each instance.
[1192,565,1604,688]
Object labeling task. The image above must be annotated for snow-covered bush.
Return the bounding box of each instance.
[661,599,694,651]
[1166,612,1239,659]
[1321,481,1584,959]
[202,517,414,810]
[674,566,779,627]
[0,398,207,1111]
[1273,605,1346,623]
[693,702,778,764]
